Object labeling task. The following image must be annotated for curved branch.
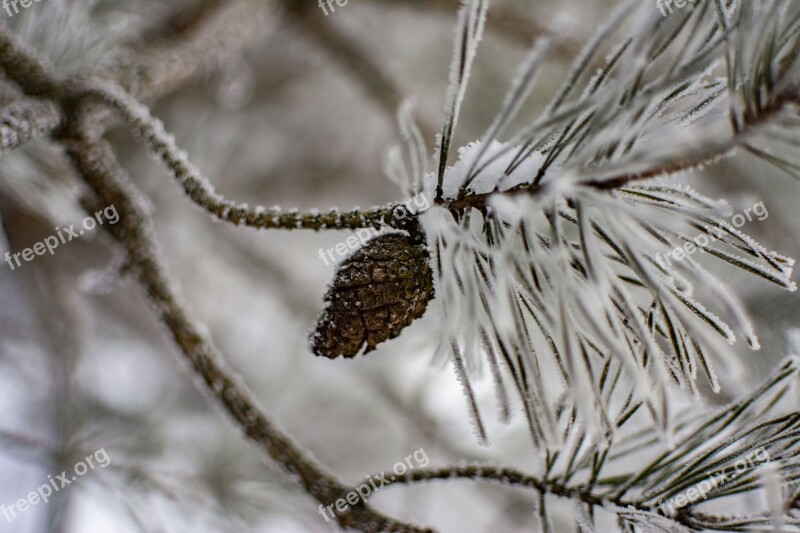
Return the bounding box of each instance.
[0,18,431,533]
[79,79,423,235]
[388,464,715,529]
[391,464,626,509]
[58,102,431,533]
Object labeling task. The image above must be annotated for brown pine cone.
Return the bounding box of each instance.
[311,233,434,358]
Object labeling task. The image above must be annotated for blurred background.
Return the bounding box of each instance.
[0,0,797,531]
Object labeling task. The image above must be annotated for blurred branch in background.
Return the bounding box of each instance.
[0,3,450,531]
[366,0,583,55]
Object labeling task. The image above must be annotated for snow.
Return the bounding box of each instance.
[424,140,545,200]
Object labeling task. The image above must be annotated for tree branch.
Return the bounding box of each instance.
[388,464,724,529]
[0,99,61,153]
[0,0,272,152]
[0,16,430,533]
[391,464,631,510]
[91,0,272,102]
[78,79,424,235]
[57,102,430,533]
[278,0,407,124]
[0,33,63,98]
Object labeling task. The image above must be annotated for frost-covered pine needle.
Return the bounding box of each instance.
[384,0,800,448]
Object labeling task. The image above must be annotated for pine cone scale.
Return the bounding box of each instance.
[311,233,434,358]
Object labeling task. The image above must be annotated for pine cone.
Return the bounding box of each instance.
[311,233,434,358]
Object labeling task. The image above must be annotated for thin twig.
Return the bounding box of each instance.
[442,85,800,212]
[76,79,425,235]
[391,464,632,510]
[388,464,731,528]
